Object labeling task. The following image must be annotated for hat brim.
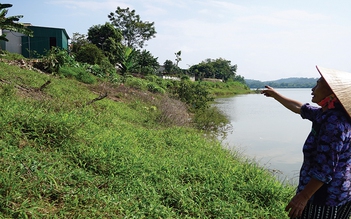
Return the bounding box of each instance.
[316,66,351,119]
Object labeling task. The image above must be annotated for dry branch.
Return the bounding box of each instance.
[86,92,108,106]
[37,80,51,91]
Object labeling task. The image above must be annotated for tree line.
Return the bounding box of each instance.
[245,77,318,89]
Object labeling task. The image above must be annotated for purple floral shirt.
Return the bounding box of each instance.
[298,103,351,206]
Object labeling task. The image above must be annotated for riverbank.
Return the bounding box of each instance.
[0,61,294,218]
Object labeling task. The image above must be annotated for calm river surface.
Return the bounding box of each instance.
[214,88,317,184]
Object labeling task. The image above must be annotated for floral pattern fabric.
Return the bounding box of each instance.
[298,103,351,206]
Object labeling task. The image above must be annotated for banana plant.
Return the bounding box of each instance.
[0,4,33,42]
[117,46,137,82]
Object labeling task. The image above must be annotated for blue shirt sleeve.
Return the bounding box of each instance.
[301,103,322,121]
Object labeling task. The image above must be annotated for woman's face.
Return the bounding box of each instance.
[311,77,333,103]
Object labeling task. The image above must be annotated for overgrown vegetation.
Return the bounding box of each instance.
[0,50,295,218]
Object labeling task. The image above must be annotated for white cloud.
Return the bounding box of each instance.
[143,5,168,17]
[201,0,247,12]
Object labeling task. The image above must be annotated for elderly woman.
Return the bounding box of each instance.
[262,66,351,219]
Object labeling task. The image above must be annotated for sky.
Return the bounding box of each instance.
[6,0,351,81]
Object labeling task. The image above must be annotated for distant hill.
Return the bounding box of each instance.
[245,77,318,89]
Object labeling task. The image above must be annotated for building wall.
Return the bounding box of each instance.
[0,29,4,50]
[1,30,26,54]
[1,26,69,58]
[61,31,69,49]
[21,26,69,58]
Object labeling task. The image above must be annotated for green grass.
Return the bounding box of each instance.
[0,62,294,218]
[205,81,254,97]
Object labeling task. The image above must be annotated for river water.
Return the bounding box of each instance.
[214,88,317,184]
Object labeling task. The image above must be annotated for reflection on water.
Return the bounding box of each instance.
[214,89,317,184]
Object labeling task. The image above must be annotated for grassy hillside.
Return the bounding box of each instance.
[0,60,294,218]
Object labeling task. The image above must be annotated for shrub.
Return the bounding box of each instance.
[146,83,165,94]
[53,47,76,67]
[100,58,117,78]
[153,86,165,94]
[85,59,117,82]
[145,75,158,82]
[59,65,77,78]
[193,106,232,138]
[154,95,190,126]
[33,47,75,74]
[180,75,190,81]
[85,64,103,77]
[58,65,96,84]
[75,43,105,65]
[76,67,96,84]
[170,81,214,112]
[126,77,147,90]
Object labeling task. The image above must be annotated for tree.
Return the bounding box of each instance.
[189,62,214,81]
[164,60,174,74]
[108,7,156,48]
[210,58,237,81]
[87,23,123,65]
[87,23,122,51]
[134,49,159,75]
[70,32,89,53]
[164,59,183,75]
[189,58,238,82]
[233,75,245,84]
[175,50,181,67]
[0,3,33,42]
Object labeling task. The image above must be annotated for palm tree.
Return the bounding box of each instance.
[0,3,33,42]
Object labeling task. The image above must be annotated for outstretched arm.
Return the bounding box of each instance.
[261,86,303,114]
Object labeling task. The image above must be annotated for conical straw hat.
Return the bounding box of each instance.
[316,66,351,119]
